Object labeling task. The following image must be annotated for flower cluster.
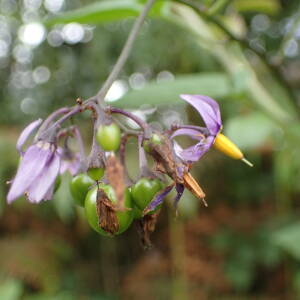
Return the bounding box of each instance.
[7,94,251,245]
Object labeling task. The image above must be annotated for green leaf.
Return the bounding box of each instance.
[45,0,141,25]
[53,173,75,223]
[271,222,300,261]
[225,111,279,151]
[233,0,281,15]
[0,278,23,300]
[110,73,232,108]
[45,0,170,26]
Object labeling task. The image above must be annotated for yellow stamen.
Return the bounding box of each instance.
[213,133,253,167]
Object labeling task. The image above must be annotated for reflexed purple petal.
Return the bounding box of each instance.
[67,156,81,176]
[173,183,184,209]
[44,184,54,201]
[16,119,42,155]
[179,136,215,162]
[59,160,68,174]
[60,153,81,176]
[180,94,221,135]
[176,164,185,178]
[171,128,205,141]
[173,141,183,158]
[27,152,60,203]
[144,184,174,213]
[7,144,54,203]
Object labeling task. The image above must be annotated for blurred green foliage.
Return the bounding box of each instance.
[1,0,300,298]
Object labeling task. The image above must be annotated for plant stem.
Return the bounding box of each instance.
[50,106,82,130]
[109,107,149,132]
[170,124,209,135]
[38,0,156,136]
[168,210,189,300]
[96,0,157,104]
[36,107,71,141]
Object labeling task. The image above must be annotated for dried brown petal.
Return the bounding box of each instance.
[106,154,126,211]
[137,210,161,249]
[146,134,182,183]
[96,188,119,235]
[183,172,207,206]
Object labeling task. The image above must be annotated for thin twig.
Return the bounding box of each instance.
[37,0,156,137]
[109,107,149,132]
[96,0,157,104]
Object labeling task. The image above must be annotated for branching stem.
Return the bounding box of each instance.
[96,0,157,105]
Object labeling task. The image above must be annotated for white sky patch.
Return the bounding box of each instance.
[47,29,63,47]
[33,65,51,84]
[24,0,42,10]
[62,23,84,44]
[129,72,146,90]
[18,22,46,47]
[21,97,38,114]
[13,44,32,64]
[44,0,64,13]
[105,80,128,102]
[156,70,174,83]
[284,39,298,57]
[0,39,9,57]
[126,110,146,130]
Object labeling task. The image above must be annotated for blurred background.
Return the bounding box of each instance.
[1,0,300,299]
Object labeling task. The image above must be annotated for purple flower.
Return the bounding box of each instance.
[58,147,81,176]
[7,120,61,204]
[17,118,42,155]
[171,94,222,162]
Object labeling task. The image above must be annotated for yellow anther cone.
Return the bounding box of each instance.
[213,133,253,167]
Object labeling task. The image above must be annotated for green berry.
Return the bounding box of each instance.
[131,178,163,210]
[84,184,133,236]
[96,123,121,152]
[87,167,105,181]
[69,173,94,207]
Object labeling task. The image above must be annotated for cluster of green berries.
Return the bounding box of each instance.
[69,123,164,236]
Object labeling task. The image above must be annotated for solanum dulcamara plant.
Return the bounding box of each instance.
[6,0,252,247]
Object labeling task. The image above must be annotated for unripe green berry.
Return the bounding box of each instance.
[131,178,163,210]
[143,134,162,153]
[69,173,94,207]
[96,123,121,152]
[85,184,134,236]
[87,167,105,181]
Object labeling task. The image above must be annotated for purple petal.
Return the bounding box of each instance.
[44,184,54,201]
[7,143,54,203]
[67,157,81,176]
[173,183,184,209]
[173,141,183,158]
[16,119,43,155]
[144,184,174,213]
[180,94,221,135]
[60,153,81,176]
[171,128,205,141]
[59,160,68,175]
[27,152,60,203]
[178,136,215,162]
